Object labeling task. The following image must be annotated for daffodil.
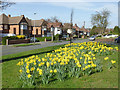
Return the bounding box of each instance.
[27,74,31,78]
[19,69,22,73]
[104,57,109,60]
[50,70,53,73]
[54,69,57,73]
[111,60,116,64]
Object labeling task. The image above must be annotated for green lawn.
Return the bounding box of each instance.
[1,44,119,88]
[12,43,41,47]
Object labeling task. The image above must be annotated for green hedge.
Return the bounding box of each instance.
[36,37,52,42]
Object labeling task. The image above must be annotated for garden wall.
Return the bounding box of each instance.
[6,39,30,45]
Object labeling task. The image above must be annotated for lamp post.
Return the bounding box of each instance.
[34,13,36,43]
[67,29,73,45]
[51,25,54,41]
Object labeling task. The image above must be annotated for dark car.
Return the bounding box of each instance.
[115,36,120,43]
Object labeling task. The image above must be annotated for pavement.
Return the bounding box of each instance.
[1,39,89,56]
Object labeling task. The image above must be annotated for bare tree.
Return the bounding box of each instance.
[0,0,15,10]
[91,9,110,34]
[46,16,60,23]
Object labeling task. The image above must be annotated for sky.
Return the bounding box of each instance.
[0,1,119,28]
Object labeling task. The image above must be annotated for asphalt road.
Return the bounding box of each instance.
[2,39,89,56]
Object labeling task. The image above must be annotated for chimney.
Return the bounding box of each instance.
[75,24,77,27]
[8,14,11,17]
[21,15,24,17]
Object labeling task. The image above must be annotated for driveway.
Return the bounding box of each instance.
[2,39,89,56]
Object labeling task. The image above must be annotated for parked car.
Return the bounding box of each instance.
[30,37,39,42]
[104,34,118,38]
[0,33,16,37]
[89,35,96,41]
[115,36,120,43]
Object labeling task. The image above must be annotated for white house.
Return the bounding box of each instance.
[47,21,63,36]
[54,27,62,35]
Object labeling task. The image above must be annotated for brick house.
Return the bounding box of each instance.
[31,19,48,37]
[0,14,30,36]
[0,14,47,37]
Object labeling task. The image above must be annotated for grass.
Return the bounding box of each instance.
[1,44,119,88]
[51,41,62,43]
[12,43,41,47]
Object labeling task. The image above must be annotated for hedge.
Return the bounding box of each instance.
[36,37,52,42]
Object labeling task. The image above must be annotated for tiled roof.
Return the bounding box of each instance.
[26,18,32,26]
[0,14,8,24]
[63,23,71,29]
[73,24,80,31]
[47,22,62,28]
[31,19,45,26]
[8,16,23,24]
[80,26,90,32]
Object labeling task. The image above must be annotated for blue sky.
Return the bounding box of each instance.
[0,2,118,28]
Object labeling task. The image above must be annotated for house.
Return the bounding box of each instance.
[47,21,63,36]
[0,14,30,37]
[73,24,80,37]
[0,13,47,37]
[31,19,47,37]
[80,26,90,37]
[63,23,72,35]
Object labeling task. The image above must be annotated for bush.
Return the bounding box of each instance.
[36,37,52,42]
[54,34,60,41]
[113,26,119,35]
[16,35,25,39]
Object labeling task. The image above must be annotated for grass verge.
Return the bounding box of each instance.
[12,43,41,47]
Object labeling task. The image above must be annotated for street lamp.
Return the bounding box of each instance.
[34,13,36,43]
[67,29,73,45]
[51,25,54,41]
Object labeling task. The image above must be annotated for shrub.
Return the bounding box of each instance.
[36,37,52,42]
[16,35,25,39]
[54,34,60,41]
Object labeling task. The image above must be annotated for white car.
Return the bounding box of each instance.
[1,33,16,37]
[104,34,118,38]
[89,35,96,41]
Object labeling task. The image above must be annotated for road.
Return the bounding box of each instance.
[2,39,89,56]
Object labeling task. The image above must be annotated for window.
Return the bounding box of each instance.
[20,25,27,30]
[13,28,16,34]
[4,25,8,29]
